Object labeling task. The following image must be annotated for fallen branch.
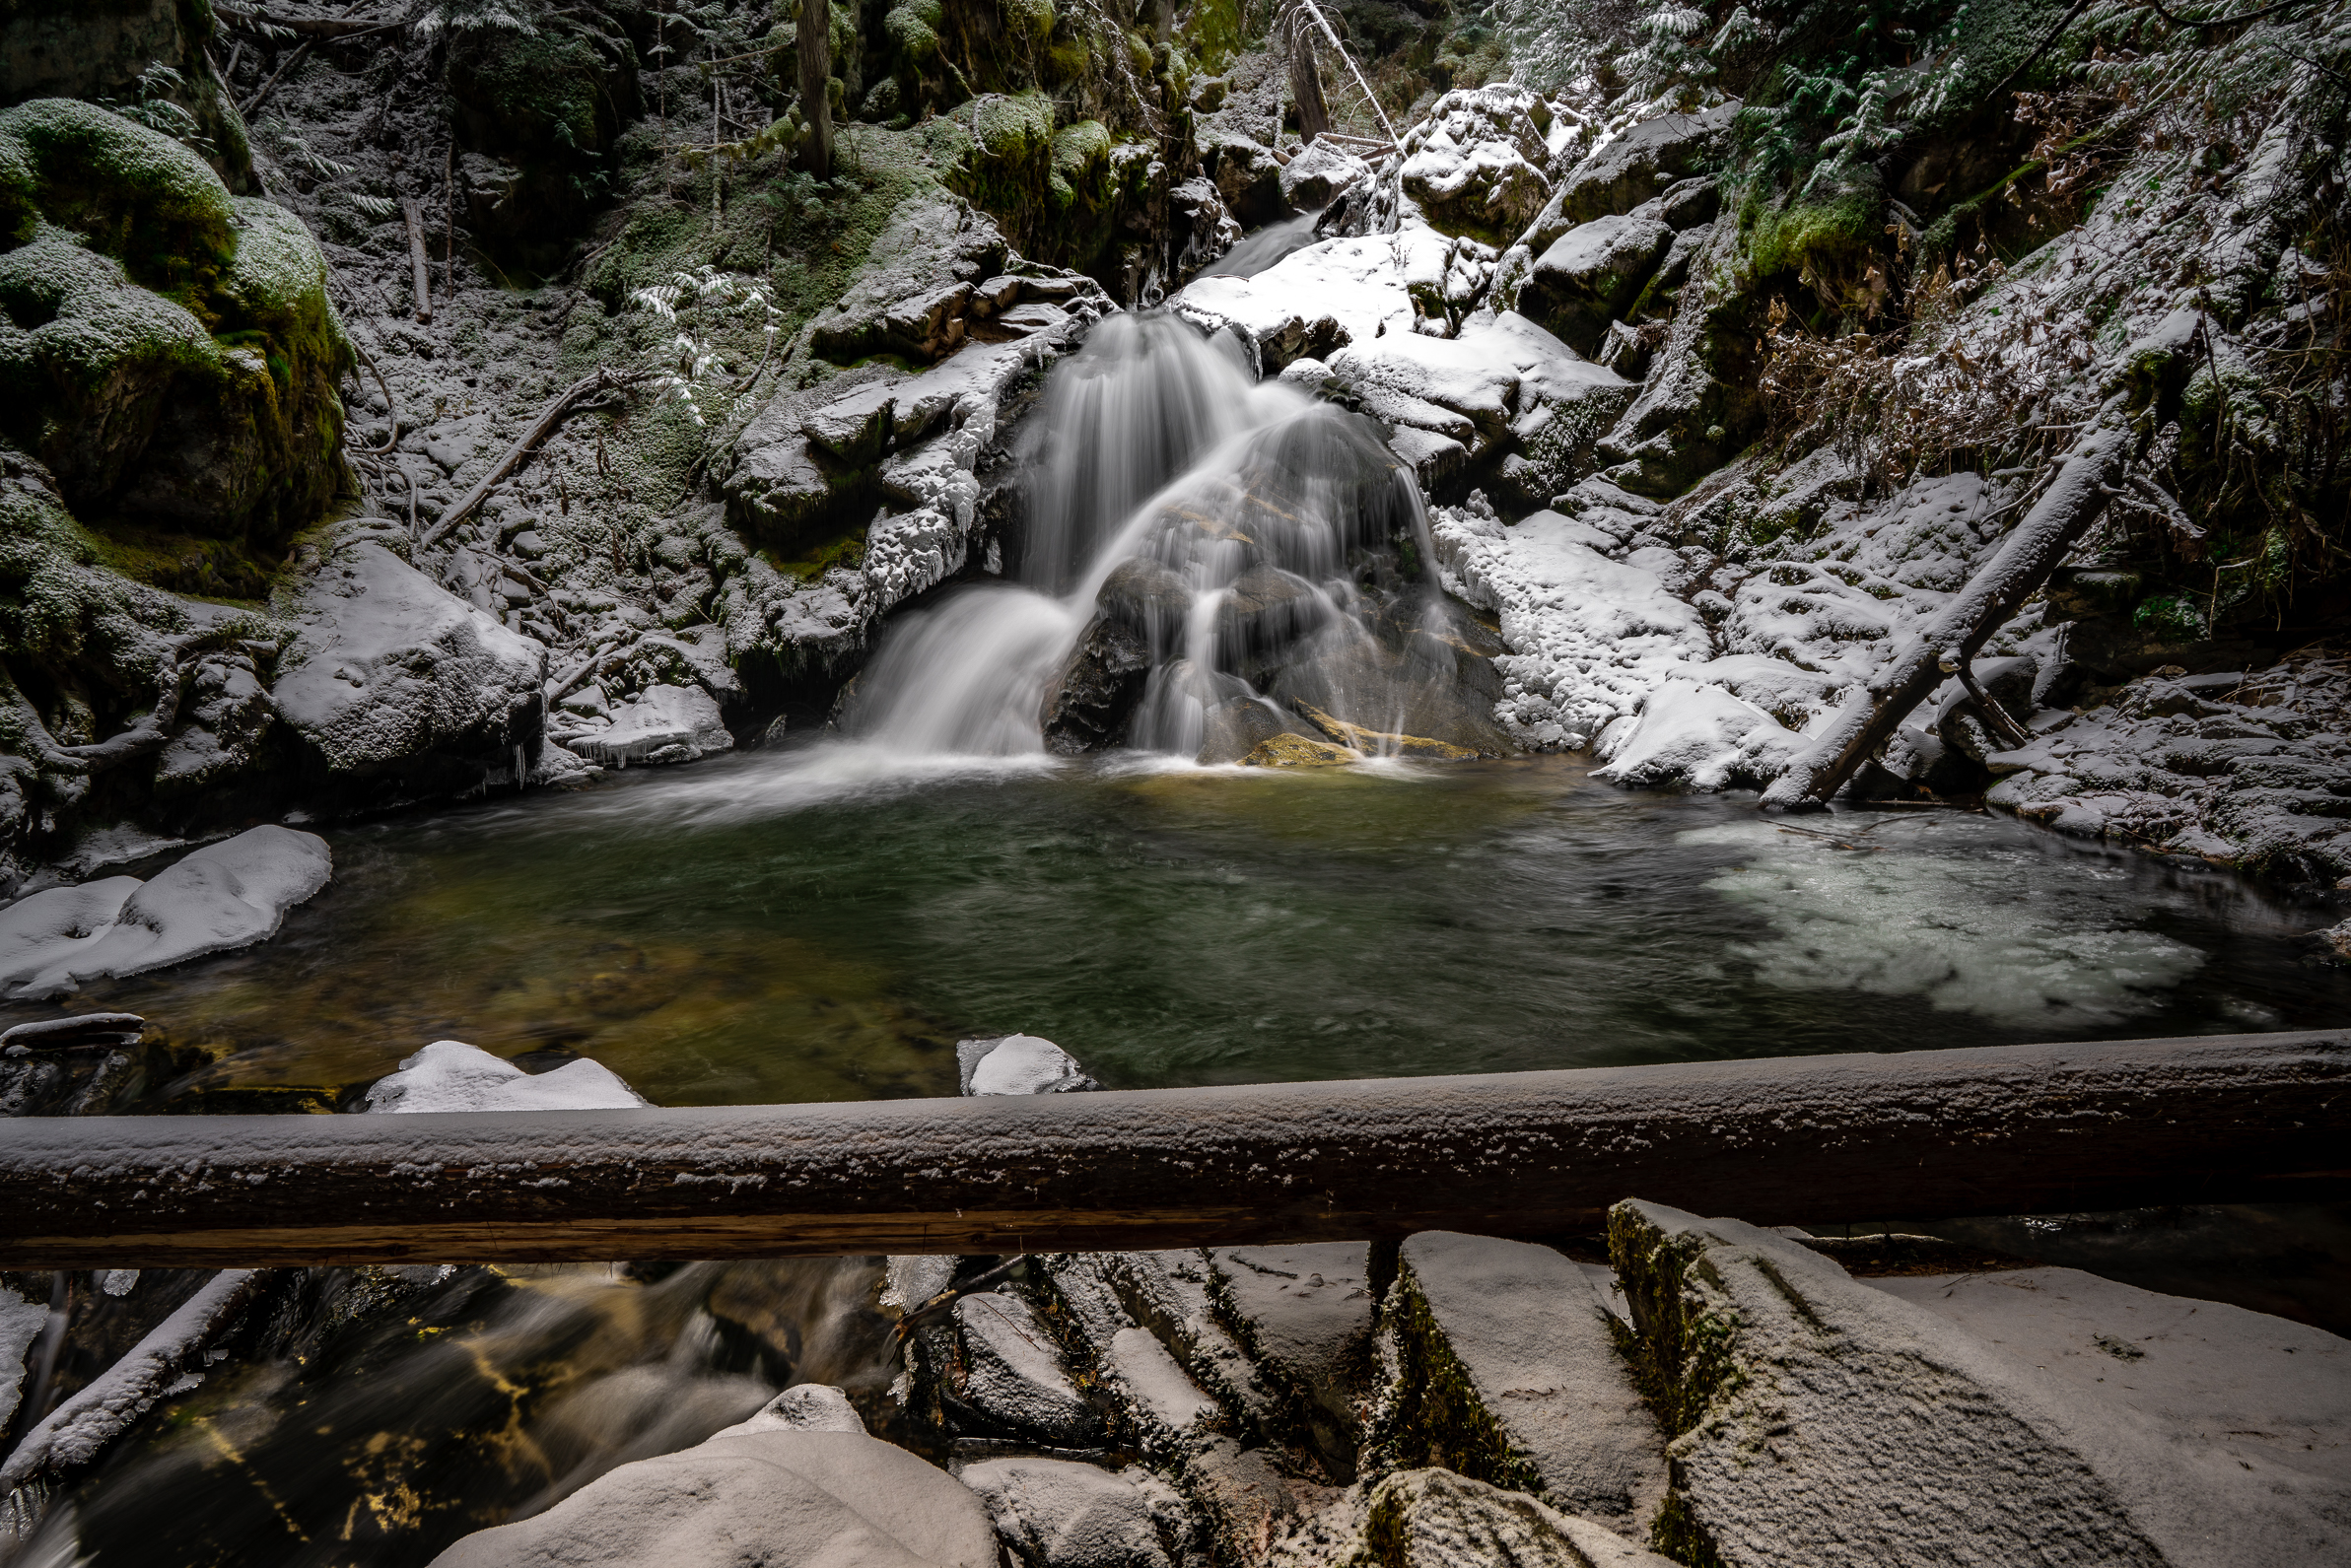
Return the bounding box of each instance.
[239,40,312,117]
[418,368,646,548]
[217,4,405,35]
[0,1269,281,1531]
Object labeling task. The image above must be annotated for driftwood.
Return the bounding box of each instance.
[417,368,644,548]
[400,195,432,323]
[1763,395,2139,806]
[0,1031,2343,1267]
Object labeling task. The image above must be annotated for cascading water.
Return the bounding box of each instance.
[849,311,1502,764]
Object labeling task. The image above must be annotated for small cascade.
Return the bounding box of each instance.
[850,311,1506,764]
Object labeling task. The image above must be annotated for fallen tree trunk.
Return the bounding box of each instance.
[400,195,432,324]
[1763,395,2138,807]
[0,1031,2343,1267]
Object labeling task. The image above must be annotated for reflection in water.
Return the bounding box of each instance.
[31,1260,895,1568]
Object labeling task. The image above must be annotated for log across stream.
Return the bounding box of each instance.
[5,1030,2345,1267]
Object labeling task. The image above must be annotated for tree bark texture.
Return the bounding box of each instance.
[0,1032,2344,1266]
[796,0,833,179]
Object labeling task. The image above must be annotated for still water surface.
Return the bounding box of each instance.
[29,744,2347,1108]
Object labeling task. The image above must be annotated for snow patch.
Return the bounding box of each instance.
[364,1039,650,1113]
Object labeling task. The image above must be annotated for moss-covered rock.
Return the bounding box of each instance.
[0,0,252,190]
[0,100,350,549]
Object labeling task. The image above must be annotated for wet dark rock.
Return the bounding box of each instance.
[1657,177,1720,232]
[1096,559,1194,644]
[1215,565,1332,668]
[1206,134,1286,230]
[1196,696,1287,766]
[1556,103,1739,227]
[1519,217,1674,360]
[1041,616,1151,756]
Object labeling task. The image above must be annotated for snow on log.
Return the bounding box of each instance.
[0,1268,278,1493]
[0,1032,2344,1267]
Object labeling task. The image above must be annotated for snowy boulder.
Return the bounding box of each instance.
[1280,140,1370,212]
[1205,133,1286,228]
[709,1383,866,1440]
[951,1292,1103,1444]
[1866,1266,2351,1568]
[1396,86,1555,245]
[960,1458,1178,1568]
[429,1430,999,1568]
[0,826,330,1000]
[1387,1233,1666,1534]
[1277,1467,1680,1568]
[1556,102,1739,227]
[1610,1199,2173,1568]
[565,684,733,769]
[1594,678,1802,790]
[364,1040,649,1113]
[1431,508,1709,749]
[1209,1244,1374,1466]
[1518,215,1675,357]
[276,539,544,796]
[1177,236,1417,372]
[958,1033,1098,1096]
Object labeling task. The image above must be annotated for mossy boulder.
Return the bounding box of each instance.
[0,0,252,189]
[0,100,350,549]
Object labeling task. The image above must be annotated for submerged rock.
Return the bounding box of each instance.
[428,1430,999,1568]
[0,826,330,1000]
[1240,733,1355,768]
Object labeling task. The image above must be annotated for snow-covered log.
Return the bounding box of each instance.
[0,1269,278,1498]
[1763,395,2141,808]
[0,1032,2343,1267]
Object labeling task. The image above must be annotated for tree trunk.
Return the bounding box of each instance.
[797,0,833,179]
[400,195,431,322]
[1288,22,1331,145]
[1763,395,2140,808]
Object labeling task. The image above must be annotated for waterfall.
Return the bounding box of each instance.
[850,310,1469,764]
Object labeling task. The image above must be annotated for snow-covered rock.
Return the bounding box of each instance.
[1178,235,1418,371]
[1554,102,1739,228]
[957,1033,1098,1096]
[959,1457,1179,1568]
[429,1430,999,1568]
[1395,87,1555,245]
[1518,215,1675,356]
[1389,1233,1666,1534]
[1274,1467,1679,1568]
[363,1039,649,1113]
[952,1292,1102,1445]
[563,684,733,768]
[0,826,331,1000]
[1594,677,1801,790]
[1614,1199,2177,1568]
[0,1287,51,1432]
[276,537,545,790]
[709,1383,866,1441]
[1208,1244,1373,1465]
[1432,507,1711,749]
[1279,141,1370,212]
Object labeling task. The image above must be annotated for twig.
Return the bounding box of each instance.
[418,368,647,548]
[241,39,312,116]
[890,1254,1029,1341]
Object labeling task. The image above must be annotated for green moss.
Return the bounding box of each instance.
[766,529,868,582]
[1049,119,1111,207]
[1177,0,1245,72]
[885,0,946,64]
[1003,0,1054,43]
[0,98,236,294]
[1364,1261,1550,1498]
